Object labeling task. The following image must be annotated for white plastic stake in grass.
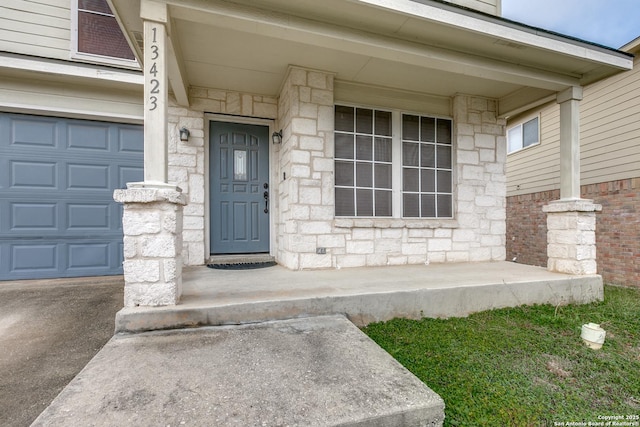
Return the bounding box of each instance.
[581,323,606,350]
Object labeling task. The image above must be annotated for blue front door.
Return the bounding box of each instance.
[210,122,270,254]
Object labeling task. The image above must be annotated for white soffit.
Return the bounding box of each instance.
[109,0,632,103]
[356,0,632,70]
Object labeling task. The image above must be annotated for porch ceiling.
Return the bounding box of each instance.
[110,0,633,116]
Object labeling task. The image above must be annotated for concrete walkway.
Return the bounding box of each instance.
[116,261,603,333]
[0,276,123,427]
[32,316,445,427]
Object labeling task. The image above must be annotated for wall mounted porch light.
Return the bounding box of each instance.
[179,127,190,142]
[272,129,283,144]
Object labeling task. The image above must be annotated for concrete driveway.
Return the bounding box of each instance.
[0,276,124,427]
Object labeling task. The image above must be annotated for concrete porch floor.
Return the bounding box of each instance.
[116,261,603,334]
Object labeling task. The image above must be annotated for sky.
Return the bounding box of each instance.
[501,0,640,49]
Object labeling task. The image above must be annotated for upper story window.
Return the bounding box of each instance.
[72,0,138,67]
[507,116,539,154]
[334,105,453,219]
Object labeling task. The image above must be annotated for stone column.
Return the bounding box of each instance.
[276,66,335,269]
[114,2,187,306]
[114,187,186,306]
[543,200,601,275]
[543,86,601,276]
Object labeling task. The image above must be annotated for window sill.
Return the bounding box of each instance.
[71,52,140,71]
[334,218,459,229]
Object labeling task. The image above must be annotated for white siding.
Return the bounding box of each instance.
[506,56,640,196]
[0,75,143,122]
[0,0,71,60]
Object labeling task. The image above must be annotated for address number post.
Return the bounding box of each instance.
[143,20,168,184]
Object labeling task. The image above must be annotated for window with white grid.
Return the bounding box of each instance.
[334,106,454,219]
[402,114,453,218]
[334,106,393,217]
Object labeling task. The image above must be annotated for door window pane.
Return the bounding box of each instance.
[233,150,247,181]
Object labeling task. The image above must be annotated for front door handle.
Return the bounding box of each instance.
[263,190,269,213]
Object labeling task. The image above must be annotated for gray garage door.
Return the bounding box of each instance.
[0,113,143,280]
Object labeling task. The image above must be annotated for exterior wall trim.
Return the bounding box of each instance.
[0,52,143,86]
[0,103,143,124]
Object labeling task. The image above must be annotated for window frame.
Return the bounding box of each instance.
[507,115,540,154]
[70,0,139,69]
[334,104,454,220]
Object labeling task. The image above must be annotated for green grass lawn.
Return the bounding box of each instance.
[363,286,640,427]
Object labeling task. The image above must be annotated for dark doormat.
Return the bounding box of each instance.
[207,261,277,270]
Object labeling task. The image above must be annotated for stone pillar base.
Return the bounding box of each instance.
[114,185,186,307]
[543,199,601,275]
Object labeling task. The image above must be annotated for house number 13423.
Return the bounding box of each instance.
[148,27,160,111]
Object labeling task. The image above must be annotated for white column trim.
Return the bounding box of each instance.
[142,19,168,184]
[557,86,583,200]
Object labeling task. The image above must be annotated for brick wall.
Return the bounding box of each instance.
[506,189,558,267]
[583,179,640,287]
[506,178,640,287]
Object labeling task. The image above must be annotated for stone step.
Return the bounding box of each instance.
[32,316,445,427]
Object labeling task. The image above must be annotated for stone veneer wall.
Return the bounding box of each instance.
[167,89,278,266]
[449,95,507,262]
[165,70,507,270]
[275,67,336,269]
[276,68,507,269]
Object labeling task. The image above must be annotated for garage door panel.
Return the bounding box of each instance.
[10,117,58,148]
[67,163,110,190]
[10,160,58,188]
[67,203,110,230]
[10,202,57,230]
[68,243,110,269]
[67,123,110,151]
[11,243,58,272]
[119,127,144,153]
[0,113,142,280]
[118,165,143,188]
